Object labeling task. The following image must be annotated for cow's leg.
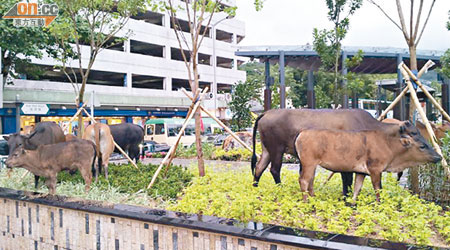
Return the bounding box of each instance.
[79,165,92,193]
[397,171,403,182]
[341,172,353,197]
[45,176,57,195]
[103,156,109,179]
[34,175,40,189]
[307,168,316,197]
[369,171,382,202]
[299,164,317,201]
[269,149,283,184]
[253,144,271,187]
[352,174,366,200]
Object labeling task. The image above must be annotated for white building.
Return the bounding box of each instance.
[1,0,246,133]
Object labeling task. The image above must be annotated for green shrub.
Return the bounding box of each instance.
[58,162,193,200]
[175,143,215,159]
[169,169,450,246]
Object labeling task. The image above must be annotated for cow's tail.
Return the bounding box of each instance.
[94,123,103,175]
[251,113,264,176]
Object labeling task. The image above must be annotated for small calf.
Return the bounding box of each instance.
[295,121,441,201]
[6,140,96,195]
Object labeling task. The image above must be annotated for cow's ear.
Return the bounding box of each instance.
[400,136,412,148]
[404,121,412,127]
[3,135,9,141]
[399,124,406,134]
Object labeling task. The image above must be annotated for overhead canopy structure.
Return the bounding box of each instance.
[235,45,447,119]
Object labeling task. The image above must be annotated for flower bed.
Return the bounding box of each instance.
[169,169,450,247]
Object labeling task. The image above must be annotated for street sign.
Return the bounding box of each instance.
[21,103,50,115]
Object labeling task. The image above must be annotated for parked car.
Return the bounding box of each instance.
[143,141,171,153]
[0,135,9,169]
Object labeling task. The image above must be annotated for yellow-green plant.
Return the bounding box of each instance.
[170,169,450,246]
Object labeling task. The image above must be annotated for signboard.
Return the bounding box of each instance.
[21,103,49,115]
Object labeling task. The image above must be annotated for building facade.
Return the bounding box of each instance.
[1,0,246,134]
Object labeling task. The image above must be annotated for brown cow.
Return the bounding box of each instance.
[295,121,441,202]
[5,140,96,195]
[83,123,115,180]
[4,121,66,188]
[65,134,78,141]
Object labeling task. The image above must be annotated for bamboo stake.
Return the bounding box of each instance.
[400,67,450,177]
[377,60,436,121]
[377,87,408,121]
[164,89,201,171]
[81,108,140,170]
[147,88,209,189]
[400,62,450,123]
[61,102,88,133]
[180,88,259,158]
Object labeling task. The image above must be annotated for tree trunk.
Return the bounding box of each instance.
[192,62,205,176]
[409,44,418,71]
[77,79,87,138]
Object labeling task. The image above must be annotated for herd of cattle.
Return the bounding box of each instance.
[4,122,144,194]
[251,109,447,202]
[1,108,448,202]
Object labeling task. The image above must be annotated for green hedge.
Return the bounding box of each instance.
[58,162,193,199]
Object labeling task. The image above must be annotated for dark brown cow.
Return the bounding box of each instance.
[5,140,96,195]
[251,109,402,196]
[4,122,65,188]
[295,121,441,201]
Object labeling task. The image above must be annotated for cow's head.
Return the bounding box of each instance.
[4,131,39,156]
[436,121,450,140]
[5,146,29,169]
[398,121,441,164]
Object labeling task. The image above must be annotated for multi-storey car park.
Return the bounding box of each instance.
[0,0,246,134]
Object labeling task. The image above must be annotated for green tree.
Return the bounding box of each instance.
[229,80,260,131]
[0,0,63,83]
[312,0,363,105]
[163,0,263,176]
[49,0,147,137]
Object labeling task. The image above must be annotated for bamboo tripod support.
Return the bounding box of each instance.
[399,67,450,178]
[61,102,88,133]
[80,108,140,170]
[180,88,260,158]
[377,60,435,121]
[147,88,209,189]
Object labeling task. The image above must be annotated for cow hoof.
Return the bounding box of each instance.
[252,182,259,187]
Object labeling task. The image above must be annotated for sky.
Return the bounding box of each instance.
[235,0,450,51]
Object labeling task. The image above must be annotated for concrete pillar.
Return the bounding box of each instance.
[264,59,271,111]
[279,51,286,109]
[165,77,172,91]
[307,70,315,109]
[165,45,171,60]
[341,51,348,109]
[394,54,405,120]
[164,13,171,28]
[124,39,131,53]
[124,72,132,88]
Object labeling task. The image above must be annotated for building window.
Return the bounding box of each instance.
[170,18,209,37]
[131,11,163,26]
[171,48,191,62]
[130,40,164,57]
[132,74,164,90]
[216,29,233,43]
[216,57,233,69]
